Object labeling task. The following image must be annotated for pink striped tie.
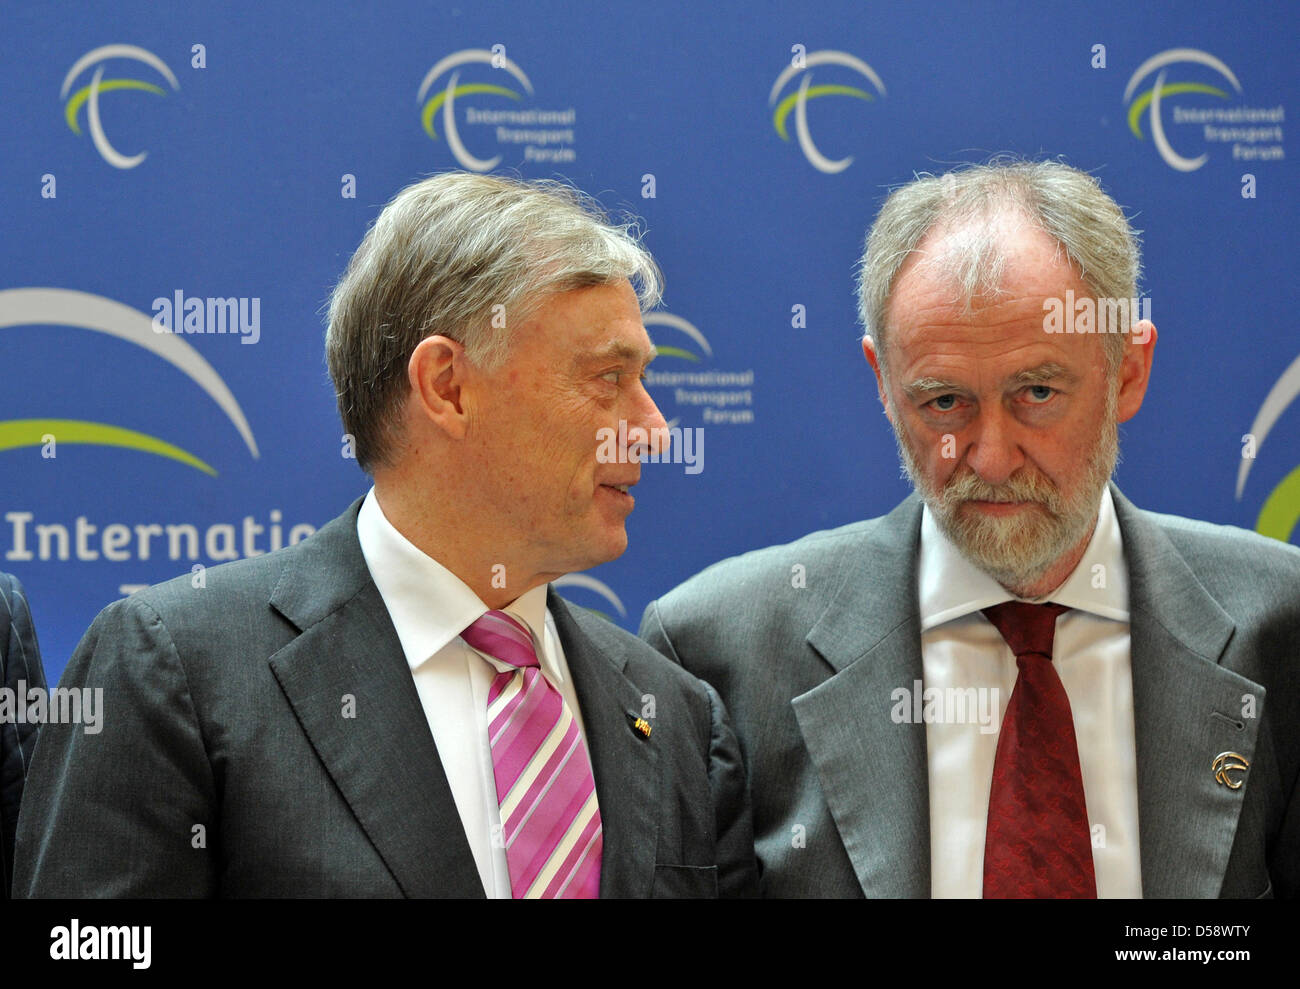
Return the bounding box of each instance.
[462,610,603,898]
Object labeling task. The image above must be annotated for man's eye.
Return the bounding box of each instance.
[929,394,958,412]
[600,371,622,384]
[1025,385,1055,403]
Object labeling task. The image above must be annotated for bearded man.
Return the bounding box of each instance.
[639,160,1300,898]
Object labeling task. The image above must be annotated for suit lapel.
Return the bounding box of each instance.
[791,486,1261,898]
[1112,487,1262,897]
[266,500,483,898]
[794,496,931,897]
[549,590,659,898]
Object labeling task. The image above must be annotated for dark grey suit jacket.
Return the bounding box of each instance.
[2,572,46,899]
[641,485,1300,898]
[15,500,757,897]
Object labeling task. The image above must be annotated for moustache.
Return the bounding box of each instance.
[940,467,1061,510]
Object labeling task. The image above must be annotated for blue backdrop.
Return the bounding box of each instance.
[1,0,1296,682]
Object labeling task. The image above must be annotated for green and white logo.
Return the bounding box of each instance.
[1124,48,1283,171]
[644,311,754,427]
[645,313,712,364]
[769,49,885,174]
[1237,355,1300,544]
[418,47,576,171]
[61,45,179,169]
[0,288,258,475]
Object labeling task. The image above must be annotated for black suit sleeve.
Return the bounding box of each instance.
[1,573,48,898]
[14,595,218,897]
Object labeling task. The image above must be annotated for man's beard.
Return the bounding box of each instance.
[893,385,1119,594]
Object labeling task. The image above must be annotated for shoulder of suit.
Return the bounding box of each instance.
[92,536,321,663]
[655,514,887,613]
[103,500,364,635]
[1136,506,1300,612]
[121,548,288,620]
[1139,506,1300,572]
[557,595,713,691]
[0,570,21,622]
[0,571,15,657]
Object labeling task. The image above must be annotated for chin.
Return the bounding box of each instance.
[566,528,628,573]
[599,528,630,563]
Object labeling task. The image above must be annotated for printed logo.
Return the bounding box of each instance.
[1237,353,1300,544]
[1124,48,1284,171]
[644,312,754,426]
[769,49,885,174]
[553,573,627,620]
[645,312,711,364]
[0,288,258,475]
[417,47,575,171]
[61,44,179,169]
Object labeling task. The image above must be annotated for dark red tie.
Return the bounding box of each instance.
[981,601,1097,899]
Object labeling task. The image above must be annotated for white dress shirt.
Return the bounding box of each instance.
[919,486,1142,897]
[355,488,593,898]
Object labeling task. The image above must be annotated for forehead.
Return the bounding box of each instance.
[884,220,1104,378]
[518,280,652,357]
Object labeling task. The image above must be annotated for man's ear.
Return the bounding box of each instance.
[1115,321,1157,424]
[861,335,894,423]
[408,335,471,439]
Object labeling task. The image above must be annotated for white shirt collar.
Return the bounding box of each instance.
[356,488,552,672]
[918,485,1130,631]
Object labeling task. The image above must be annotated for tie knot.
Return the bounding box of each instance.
[461,610,539,669]
[981,601,1070,660]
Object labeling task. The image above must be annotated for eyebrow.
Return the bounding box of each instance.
[578,340,658,368]
[902,362,1076,399]
[1009,362,1074,386]
[902,376,962,399]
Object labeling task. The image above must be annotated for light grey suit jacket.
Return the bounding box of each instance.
[16,499,758,898]
[640,484,1300,898]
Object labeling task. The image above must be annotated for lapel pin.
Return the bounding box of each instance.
[632,716,652,739]
[1212,751,1249,790]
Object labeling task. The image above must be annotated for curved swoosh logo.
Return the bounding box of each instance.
[1124,49,1243,172]
[0,288,259,460]
[61,44,180,169]
[769,50,886,174]
[0,419,215,475]
[553,573,627,618]
[418,49,534,172]
[1238,354,1300,543]
[645,312,712,363]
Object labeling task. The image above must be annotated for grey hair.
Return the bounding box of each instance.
[855,158,1142,375]
[326,170,663,471]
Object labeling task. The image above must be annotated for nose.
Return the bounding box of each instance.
[631,379,670,460]
[964,406,1025,486]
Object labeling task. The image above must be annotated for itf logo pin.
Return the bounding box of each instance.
[1212,751,1250,790]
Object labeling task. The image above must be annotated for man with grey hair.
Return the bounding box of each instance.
[642,159,1299,898]
[16,171,757,898]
